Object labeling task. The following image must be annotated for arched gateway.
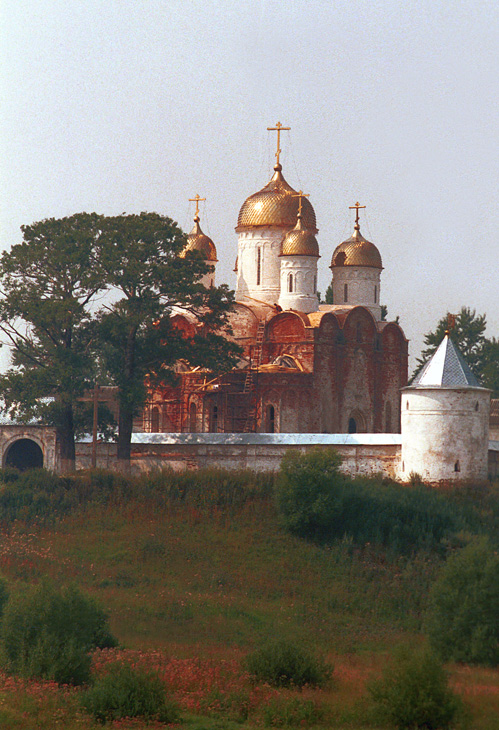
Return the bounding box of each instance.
[3,438,44,470]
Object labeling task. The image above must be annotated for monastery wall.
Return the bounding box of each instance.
[75,434,499,479]
[75,434,400,478]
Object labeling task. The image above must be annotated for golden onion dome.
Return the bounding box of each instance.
[180,217,217,262]
[280,214,319,257]
[236,164,317,231]
[330,223,382,269]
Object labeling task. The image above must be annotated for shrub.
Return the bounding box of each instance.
[245,640,332,688]
[368,645,462,730]
[426,538,499,665]
[0,582,117,684]
[81,661,178,723]
[276,449,469,554]
[276,447,344,540]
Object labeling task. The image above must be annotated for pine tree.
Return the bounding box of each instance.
[412,307,498,395]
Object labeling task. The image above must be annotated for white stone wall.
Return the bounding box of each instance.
[236,229,283,305]
[73,432,495,480]
[76,437,402,478]
[331,266,381,320]
[278,256,319,313]
[400,387,490,481]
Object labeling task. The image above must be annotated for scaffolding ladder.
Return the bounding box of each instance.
[243,320,265,432]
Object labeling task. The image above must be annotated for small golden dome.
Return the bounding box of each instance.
[180,217,217,262]
[280,215,319,257]
[330,224,382,269]
[236,164,317,231]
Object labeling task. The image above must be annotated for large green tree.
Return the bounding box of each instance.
[412,307,499,395]
[97,212,239,468]
[0,214,106,471]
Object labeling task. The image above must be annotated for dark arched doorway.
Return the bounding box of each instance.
[4,439,44,470]
[348,409,366,434]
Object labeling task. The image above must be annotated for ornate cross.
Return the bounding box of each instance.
[267,121,290,166]
[349,201,366,226]
[189,194,206,218]
[292,190,309,217]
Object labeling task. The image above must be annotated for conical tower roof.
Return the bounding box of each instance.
[412,334,480,387]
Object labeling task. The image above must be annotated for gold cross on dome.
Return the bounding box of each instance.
[349,201,366,226]
[189,194,206,218]
[292,190,309,217]
[267,121,290,166]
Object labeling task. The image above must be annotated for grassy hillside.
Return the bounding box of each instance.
[0,467,497,729]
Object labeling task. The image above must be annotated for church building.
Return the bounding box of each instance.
[142,126,408,436]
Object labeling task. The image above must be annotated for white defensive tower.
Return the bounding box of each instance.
[400,333,490,481]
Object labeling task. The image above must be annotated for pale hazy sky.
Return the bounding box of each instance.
[1,0,498,371]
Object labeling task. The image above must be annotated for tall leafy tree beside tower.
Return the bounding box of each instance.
[0,214,106,471]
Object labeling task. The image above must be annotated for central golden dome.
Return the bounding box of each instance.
[180,218,217,262]
[330,224,382,269]
[280,215,319,257]
[236,164,317,231]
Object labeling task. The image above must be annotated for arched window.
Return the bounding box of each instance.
[189,402,197,432]
[385,402,392,432]
[265,404,275,433]
[288,272,293,293]
[162,405,173,433]
[256,248,262,286]
[210,405,218,432]
[151,406,160,433]
[348,417,357,434]
[313,275,317,293]
[344,283,348,302]
[374,285,377,303]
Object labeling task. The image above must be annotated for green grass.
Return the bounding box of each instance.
[0,468,496,728]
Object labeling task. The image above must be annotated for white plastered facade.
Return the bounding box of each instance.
[331,265,382,321]
[236,229,283,305]
[278,255,319,313]
[399,386,491,481]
